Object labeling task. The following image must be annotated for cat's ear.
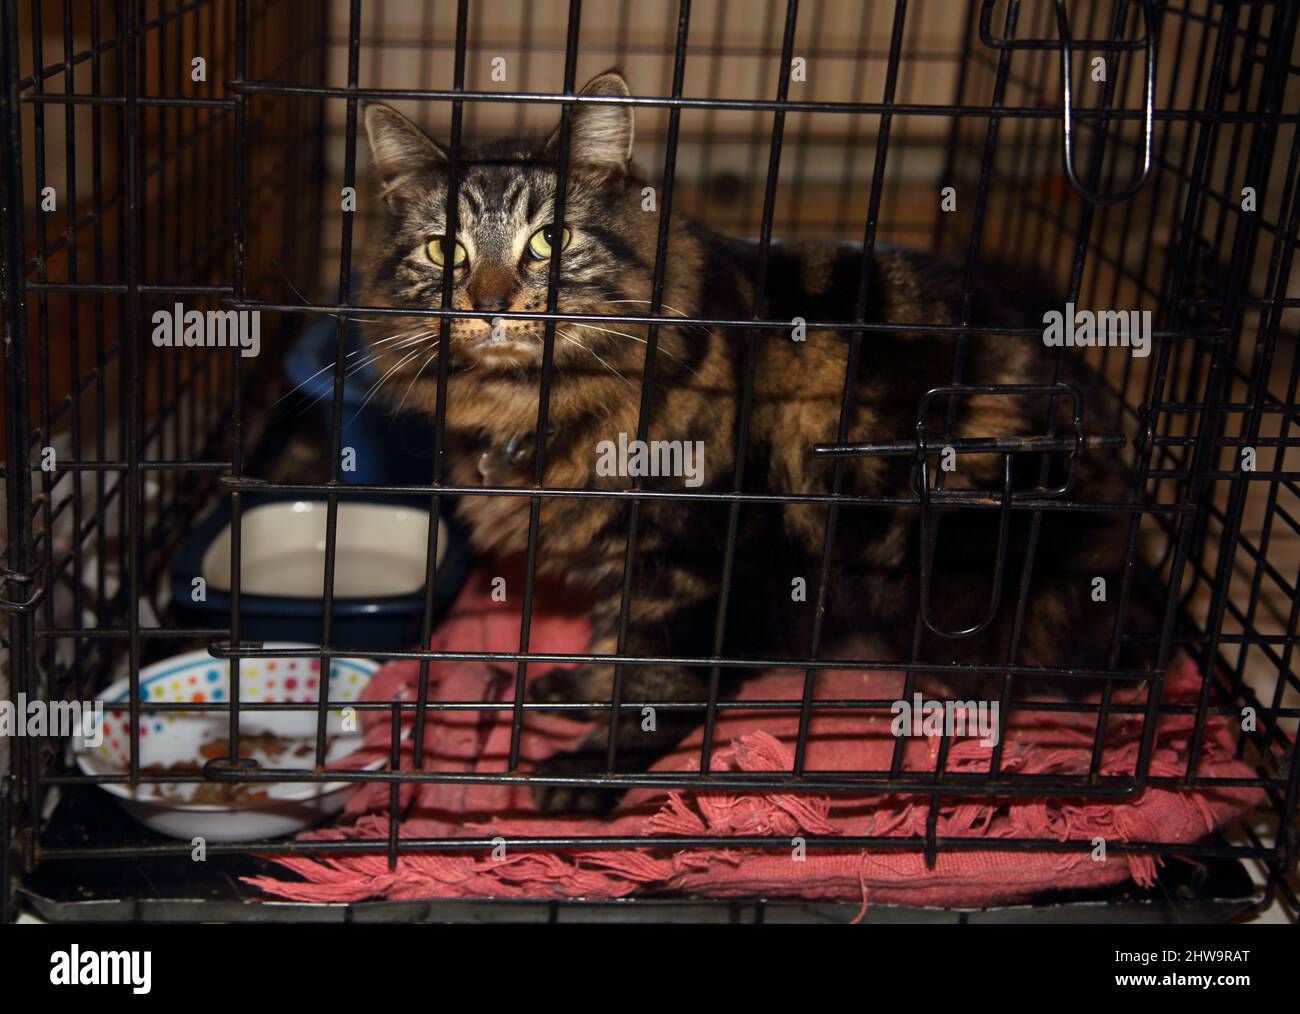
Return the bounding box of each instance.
[363,102,447,195]
[548,70,633,176]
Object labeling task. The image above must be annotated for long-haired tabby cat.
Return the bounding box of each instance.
[361,71,1157,813]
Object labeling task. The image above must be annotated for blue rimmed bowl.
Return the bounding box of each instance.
[170,497,468,652]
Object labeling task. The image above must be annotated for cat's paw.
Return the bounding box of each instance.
[526,665,610,724]
[527,669,584,704]
[529,751,627,816]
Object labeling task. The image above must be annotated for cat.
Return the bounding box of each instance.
[360,70,1158,814]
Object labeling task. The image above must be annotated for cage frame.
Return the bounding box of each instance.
[1,0,1297,923]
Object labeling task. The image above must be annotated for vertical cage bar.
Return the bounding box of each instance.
[122,0,144,784]
[412,0,470,770]
[792,0,910,777]
[0,0,36,874]
[700,0,801,774]
[313,0,365,766]
[606,0,692,772]
[507,0,585,772]
[225,0,249,761]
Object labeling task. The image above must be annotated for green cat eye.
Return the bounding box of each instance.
[527,224,571,261]
[426,236,467,268]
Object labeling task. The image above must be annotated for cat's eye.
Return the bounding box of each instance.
[426,236,467,268]
[527,224,571,261]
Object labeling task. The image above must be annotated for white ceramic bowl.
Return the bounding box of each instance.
[201,500,442,598]
[73,644,379,842]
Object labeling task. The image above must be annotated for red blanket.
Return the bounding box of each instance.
[246,569,1262,909]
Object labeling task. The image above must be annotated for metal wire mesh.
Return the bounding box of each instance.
[1,0,1297,922]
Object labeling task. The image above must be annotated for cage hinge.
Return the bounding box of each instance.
[0,563,45,615]
[14,822,39,873]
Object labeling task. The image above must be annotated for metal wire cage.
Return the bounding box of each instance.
[1,0,1297,923]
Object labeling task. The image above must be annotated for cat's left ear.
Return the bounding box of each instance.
[548,70,634,177]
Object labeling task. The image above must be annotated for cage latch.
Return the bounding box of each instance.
[979,0,1155,205]
[915,445,1016,638]
[816,383,1125,640]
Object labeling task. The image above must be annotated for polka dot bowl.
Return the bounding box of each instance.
[72,644,380,842]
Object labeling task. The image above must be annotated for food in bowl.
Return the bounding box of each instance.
[73,645,379,842]
[140,732,341,805]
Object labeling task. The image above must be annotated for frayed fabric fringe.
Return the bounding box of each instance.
[245,572,1262,910]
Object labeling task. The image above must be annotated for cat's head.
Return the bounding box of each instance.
[362,70,681,384]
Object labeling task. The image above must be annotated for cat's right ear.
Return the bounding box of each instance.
[362,103,447,200]
[547,71,634,177]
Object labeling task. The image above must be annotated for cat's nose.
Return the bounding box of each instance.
[468,268,516,313]
[472,293,512,313]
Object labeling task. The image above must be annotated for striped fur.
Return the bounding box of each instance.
[362,73,1156,813]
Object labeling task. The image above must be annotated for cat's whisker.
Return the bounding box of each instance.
[599,297,695,320]
[348,345,429,426]
[394,348,440,416]
[285,357,389,422]
[289,332,435,421]
[271,259,389,325]
[567,320,700,377]
[557,328,635,389]
[280,357,382,424]
[265,331,423,414]
[343,353,381,381]
[268,358,353,412]
[343,331,434,382]
[286,342,414,423]
[596,297,708,335]
[569,321,649,342]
